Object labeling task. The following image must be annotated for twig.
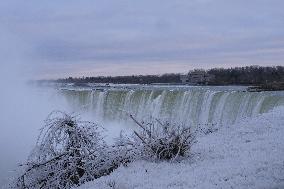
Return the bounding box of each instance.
[155,118,165,127]
[129,114,154,138]
[133,131,146,144]
[22,152,70,176]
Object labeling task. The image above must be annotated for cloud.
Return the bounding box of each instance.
[1,0,284,78]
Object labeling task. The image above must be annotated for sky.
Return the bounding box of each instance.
[1,0,284,79]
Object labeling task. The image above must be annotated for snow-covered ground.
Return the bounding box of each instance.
[76,107,284,189]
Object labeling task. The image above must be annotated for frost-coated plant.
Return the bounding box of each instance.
[120,115,196,161]
[12,111,196,189]
[13,111,106,189]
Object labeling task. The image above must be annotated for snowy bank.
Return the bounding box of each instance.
[76,107,284,189]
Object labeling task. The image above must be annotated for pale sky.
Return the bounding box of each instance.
[1,0,284,78]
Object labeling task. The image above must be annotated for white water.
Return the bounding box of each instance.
[59,86,284,128]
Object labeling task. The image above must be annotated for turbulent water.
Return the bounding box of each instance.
[59,85,284,128]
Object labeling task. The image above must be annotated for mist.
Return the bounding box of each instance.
[0,30,69,186]
[0,29,128,187]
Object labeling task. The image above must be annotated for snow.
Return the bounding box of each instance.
[76,107,284,189]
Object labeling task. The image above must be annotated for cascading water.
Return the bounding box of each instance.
[59,86,284,128]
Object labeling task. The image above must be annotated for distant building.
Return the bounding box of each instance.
[180,75,189,83]
[180,70,214,84]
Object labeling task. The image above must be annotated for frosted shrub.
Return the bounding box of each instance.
[123,115,196,161]
[13,111,106,189]
[12,111,196,188]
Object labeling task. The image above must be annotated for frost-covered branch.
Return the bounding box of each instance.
[120,115,196,161]
[12,111,106,189]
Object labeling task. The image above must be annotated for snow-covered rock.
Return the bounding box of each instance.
[76,107,284,189]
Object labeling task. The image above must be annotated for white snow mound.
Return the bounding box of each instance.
[76,107,284,189]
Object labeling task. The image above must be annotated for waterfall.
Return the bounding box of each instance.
[59,87,284,127]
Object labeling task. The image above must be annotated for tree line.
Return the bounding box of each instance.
[56,73,181,84]
[207,65,284,85]
[53,65,284,85]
